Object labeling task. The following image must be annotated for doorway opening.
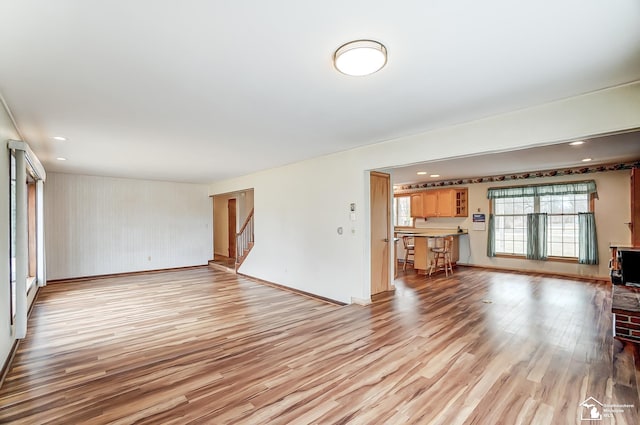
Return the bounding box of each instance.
[211,188,254,271]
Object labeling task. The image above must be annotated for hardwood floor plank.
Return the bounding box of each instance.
[0,266,638,424]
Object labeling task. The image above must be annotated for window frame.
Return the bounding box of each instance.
[489,188,596,262]
[393,194,413,228]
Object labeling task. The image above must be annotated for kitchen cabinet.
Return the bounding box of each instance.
[423,191,439,216]
[454,188,467,217]
[410,193,424,218]
[410,188,468,218]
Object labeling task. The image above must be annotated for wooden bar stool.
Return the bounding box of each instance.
[429,236,453,277]
[402,236,415,271]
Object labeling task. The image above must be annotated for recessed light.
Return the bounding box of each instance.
[416,171,427,175]
[581,158,592,162]
[52,136,67,141]
[430,174,440,178]
[56,157,67,161]
[569,141,584,146]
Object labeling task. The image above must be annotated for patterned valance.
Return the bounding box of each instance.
[487,180,597,199]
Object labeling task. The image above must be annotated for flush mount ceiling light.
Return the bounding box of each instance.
[52,136,67,141]
[430,174,440,178]
[56,157,67,161]
[416,171,427,175]
[582,158,593,162]
[569,141,585,146]
[334,40,387,76]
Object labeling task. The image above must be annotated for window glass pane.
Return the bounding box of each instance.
[514,241,524,254]
[504,240,514,253]
[575,199,588,212]
[394,196,412,226]
[551,198,563,214]
[504,200,514,214]
[524,197,535,214]
[514,200,524,214]
[539,196,550,213]
[493,191,591,259]
[494,199,504,214]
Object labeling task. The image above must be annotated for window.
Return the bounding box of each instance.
[393,196,412,227]
[489,181,596,260]
[493,196,533,255]
[27,179,37,291]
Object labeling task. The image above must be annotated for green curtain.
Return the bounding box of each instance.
[526,213,548,260]
[487,214,496,257]
[578,212,598,264]
[487,180,597,199]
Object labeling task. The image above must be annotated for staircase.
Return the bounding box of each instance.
[209,208,255,274]
[235,208,254,269]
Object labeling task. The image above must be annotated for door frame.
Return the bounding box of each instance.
[228,198,237,259]
[369,171,393,298]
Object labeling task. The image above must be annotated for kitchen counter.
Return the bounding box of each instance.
[395,229,467,275]
[396,230,468,237]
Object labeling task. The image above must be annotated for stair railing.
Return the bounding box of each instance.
[236,208,254,267]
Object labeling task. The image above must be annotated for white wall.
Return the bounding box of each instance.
[0,101,20,372]
[209,82,640,304]
[409,170,631,278]
[45,173,212,280]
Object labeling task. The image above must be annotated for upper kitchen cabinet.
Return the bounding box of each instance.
[454,188,468,217]
[423,191,439,217]
[410,193,424,218]
[410,188,468,218]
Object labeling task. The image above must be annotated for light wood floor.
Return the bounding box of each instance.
[1,266,638,424]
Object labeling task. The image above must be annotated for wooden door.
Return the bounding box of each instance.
[370,171,391,296]
[228,199,237,259]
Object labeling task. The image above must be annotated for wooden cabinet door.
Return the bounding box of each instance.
[423,191,438,217]
[436,189,454,217]
[453,188,468,217]
[410,193,424,218]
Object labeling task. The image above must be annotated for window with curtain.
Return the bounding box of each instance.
[487,181,597,261]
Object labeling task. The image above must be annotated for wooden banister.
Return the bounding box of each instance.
[235,208,254,268]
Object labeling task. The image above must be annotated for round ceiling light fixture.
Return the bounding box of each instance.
[334,40,387,76]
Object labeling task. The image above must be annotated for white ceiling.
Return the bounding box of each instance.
[391,130,640,185]
[1,1,639,183]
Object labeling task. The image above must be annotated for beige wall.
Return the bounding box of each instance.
[210,83,640,303]
[409,170,631,278]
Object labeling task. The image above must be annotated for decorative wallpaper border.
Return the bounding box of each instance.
[394,160,640,194]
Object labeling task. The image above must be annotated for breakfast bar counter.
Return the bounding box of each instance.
[395,229,467,275]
